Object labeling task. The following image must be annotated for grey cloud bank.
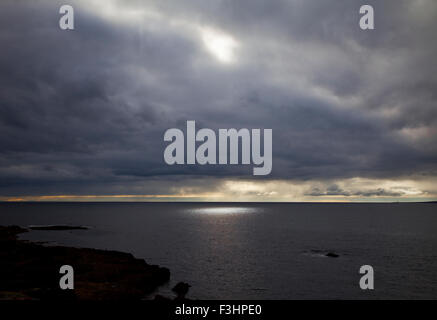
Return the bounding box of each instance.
[0,0,436,200]
[164,121,272,176]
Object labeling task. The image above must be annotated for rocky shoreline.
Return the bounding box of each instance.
[0,225,171,300]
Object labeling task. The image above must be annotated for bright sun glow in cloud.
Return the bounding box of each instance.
[82,1,240,64]
[200,27,239,64]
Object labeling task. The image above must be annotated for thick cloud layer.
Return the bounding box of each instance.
[0,0,436,200]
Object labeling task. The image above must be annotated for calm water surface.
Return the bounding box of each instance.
[1,202,436,299]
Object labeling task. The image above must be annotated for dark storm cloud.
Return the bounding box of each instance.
[0,0,436,196]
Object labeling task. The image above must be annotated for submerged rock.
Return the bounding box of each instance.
[28,225,88,231]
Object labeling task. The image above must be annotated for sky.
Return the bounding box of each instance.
[0,0,436,202]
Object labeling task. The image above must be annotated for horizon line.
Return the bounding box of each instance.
[1,194,436,203]
[1,200,436,204]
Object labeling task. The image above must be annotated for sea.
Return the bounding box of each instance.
[0,202,436,299]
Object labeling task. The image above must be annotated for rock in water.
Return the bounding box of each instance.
[172,282,191,299]
[28,225,88,231]
[326,252,339,258]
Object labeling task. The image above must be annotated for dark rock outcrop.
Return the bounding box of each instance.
[0,226,170,300]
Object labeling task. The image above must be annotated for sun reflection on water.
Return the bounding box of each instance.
[188,207,259,215]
